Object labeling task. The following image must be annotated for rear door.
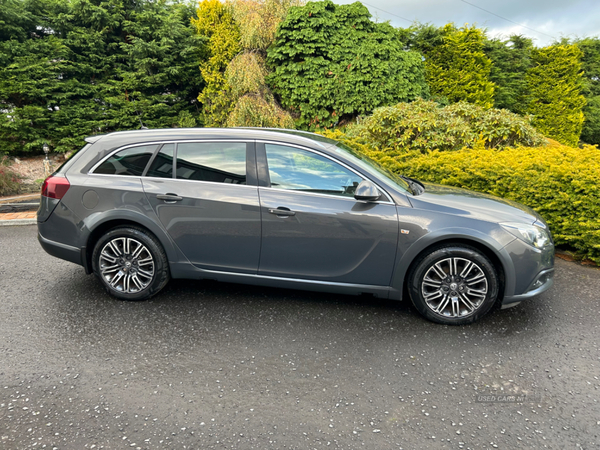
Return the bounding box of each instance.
[142,141,261,273]
[257,143,399,286]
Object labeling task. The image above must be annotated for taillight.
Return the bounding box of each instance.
[41,175,70,199]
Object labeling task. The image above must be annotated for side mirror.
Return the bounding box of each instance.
[354,180,381,202]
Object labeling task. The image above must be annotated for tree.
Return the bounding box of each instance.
[232,0,301,51]
[223,0,298,128]
[525,44,586,146]
[484,35,534,114]
[0,0,204,155]
[192,0,240,127]
[576,37,600,145]
[267,0,428,130]
[413,23,495,108]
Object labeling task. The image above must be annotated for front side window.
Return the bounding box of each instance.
[265,144,362,197]
[94,145,157,176]
[176,142,246,184]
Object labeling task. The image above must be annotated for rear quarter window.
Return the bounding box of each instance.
[94,145,158,176]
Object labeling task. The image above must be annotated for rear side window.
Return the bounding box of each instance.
[94,145,157,176]
[176,142,246,184]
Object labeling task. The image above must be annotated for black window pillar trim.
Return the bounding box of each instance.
[255,142,270,187]
[246,141,259,187]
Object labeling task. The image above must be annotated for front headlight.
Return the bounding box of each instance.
[501,222,550,249]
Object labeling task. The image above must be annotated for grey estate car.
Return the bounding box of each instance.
[37,128,554,325]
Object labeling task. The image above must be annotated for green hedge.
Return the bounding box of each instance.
[322,129,600,263]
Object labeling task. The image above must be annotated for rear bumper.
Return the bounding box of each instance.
[38,232,83,267]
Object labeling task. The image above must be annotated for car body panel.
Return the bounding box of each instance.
[257,187,399,285]
[410,183,541,224]
[143,178,261,273]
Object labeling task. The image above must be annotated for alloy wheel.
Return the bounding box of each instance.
[99,237,155,293]
[421,257,489,318]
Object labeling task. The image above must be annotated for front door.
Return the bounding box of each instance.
[257,143,398,286]
[143,141,261,273]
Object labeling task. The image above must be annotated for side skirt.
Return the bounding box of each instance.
[169,262,392,299]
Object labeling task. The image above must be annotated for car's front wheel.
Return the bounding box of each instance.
[407,245,499,325]
[92,226,170,301]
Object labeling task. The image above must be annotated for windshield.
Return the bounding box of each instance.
[332,143,411,193]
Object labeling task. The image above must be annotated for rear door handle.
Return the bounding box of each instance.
[269,207,296,217]
[157,193,183,202]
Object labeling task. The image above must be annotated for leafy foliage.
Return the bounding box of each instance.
[192,0,240,127]
[267,0,428,130]
[227,93,295,128]
[232,0,302,51]
[338,99,545,153]
[222,0,296,128]
[484,35,534,114]
[525,44,586,147]
[0,157,22,196]
[0,0,204,155]
[406,23,495,108]
[577,37,600,145]
[225,52,294,127]
[398,144,600,264]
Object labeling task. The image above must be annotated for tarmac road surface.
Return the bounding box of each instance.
[1,225,599,449]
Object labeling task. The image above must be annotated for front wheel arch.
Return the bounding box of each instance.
[406,243,501,325]
[403,238,506,300]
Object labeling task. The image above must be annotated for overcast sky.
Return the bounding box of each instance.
[333,0,600,46]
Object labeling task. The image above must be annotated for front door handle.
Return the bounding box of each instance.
[157,193,183,203]
[268,207,296,217]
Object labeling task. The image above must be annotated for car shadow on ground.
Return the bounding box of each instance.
[40,266,556,359]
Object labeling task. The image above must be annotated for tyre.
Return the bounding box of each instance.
[407,245,499,325]
[91,226,170,301]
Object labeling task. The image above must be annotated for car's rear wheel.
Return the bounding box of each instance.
[407,245,499,325]
[92,226,170,301]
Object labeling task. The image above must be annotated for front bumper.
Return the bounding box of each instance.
[501,268,554,308]
[501,237,555,308]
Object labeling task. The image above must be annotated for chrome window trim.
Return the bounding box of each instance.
[259,185,394,205]
[87,139,251,175]
[258,140,395,204]
[87,142,161,175]
[87,138,395,204]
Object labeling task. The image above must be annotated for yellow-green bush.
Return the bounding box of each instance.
[232,0,303,51]
[192,0,241,127]
[226,93,295,128]
[343,99,546,153]
[321,129,600,263]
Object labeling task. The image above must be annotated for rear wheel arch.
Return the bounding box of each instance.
[91,225,170,300]
[84,217,176,274]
